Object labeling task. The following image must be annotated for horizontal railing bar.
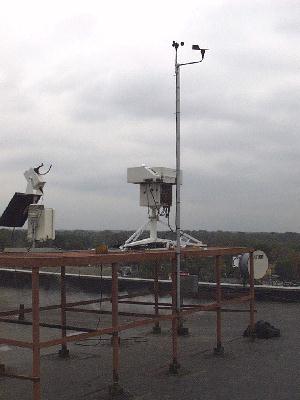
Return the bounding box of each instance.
[0,372,39,382]
[0,318,94,332]
[0,247,255,268]
[65,308,155,318]
[0,338,33,349]
[0,291,152,317]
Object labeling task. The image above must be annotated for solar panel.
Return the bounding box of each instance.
[0,192,41,227]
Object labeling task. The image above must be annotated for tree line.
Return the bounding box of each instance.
[0,228,299,282]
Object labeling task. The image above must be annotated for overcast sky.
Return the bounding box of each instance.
[0,0,299,232]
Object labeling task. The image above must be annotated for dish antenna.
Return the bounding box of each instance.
[239,250,269,281]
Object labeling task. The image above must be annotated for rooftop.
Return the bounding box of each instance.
[0,283,299,400]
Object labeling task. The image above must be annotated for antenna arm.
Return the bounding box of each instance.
[178,60,203,67]
[34,164,52,175]
[38,164,52,176]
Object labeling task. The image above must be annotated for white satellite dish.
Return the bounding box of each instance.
[239,250,268,280]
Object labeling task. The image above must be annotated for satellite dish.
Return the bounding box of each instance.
[239,250,268,280]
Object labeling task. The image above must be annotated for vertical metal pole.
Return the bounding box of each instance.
[216,256,221,346]
[152,262,161,333]
[59,266,69,357]
[169,258,179,374]
[18,303,25,321]
[149,207,158,241]
[249,252,255,338]
[175,49,181,313]
[214,256,224,355]
[32,267,41,400]
[112,263,119,383]
[109,262,124,397]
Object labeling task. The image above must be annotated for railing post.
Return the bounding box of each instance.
[152,262,161,334]
[109,262,124,398]
[32,267,41,400]
[249,252,255,339]
[214,255,224,355]
[59,266,69,358]
[169,258,180,374]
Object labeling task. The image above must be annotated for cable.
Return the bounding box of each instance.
[75,336,147,347]
[167,214,175,233]
[27,206,44,251]
[145,185,151,216]
[74,266,151,348]
[149,186,161,214]
[75,264,104,347]
[75,338,109,347]
[146,183,171,218]
[10,227,16,247]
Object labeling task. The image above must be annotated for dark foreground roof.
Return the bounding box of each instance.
[0,285,299,400]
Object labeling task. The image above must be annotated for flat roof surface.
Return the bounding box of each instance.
[0,285,299,400]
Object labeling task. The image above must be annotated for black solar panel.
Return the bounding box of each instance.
[0,192,41,227]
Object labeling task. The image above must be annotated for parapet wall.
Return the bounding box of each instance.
[1,268,299,302]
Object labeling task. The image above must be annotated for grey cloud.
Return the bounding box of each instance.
[1,1,300,232]
[180,167,300,232]
[277,20,300,35]
[68,69,173,122]
[0,74,36,115]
